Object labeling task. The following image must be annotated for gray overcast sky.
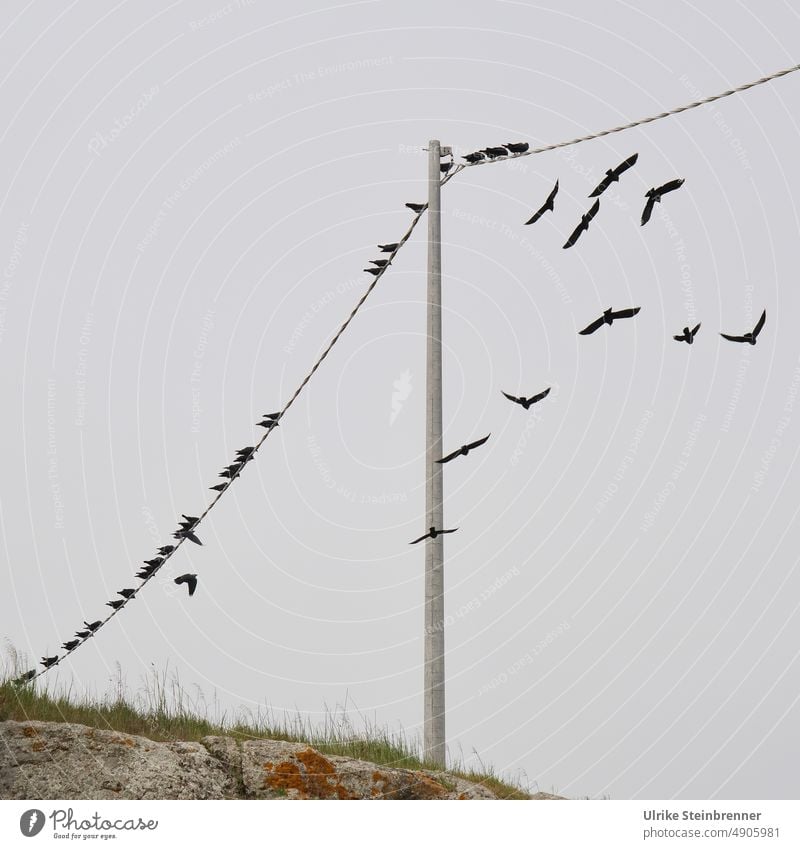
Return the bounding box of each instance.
[2,0,799,800]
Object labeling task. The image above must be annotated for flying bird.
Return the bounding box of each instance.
[436,434,491,464]
[562,199,600,249]
[504,142,529,153]
[501,388,551,410]
[84,620,102,632]
[463,151,485,164]
[13,670,36,684]
[720,310,766,345]
[117,588,136,599]
[174,573,198,596]
[579,307,641,335]
[378,243,399,252]
[61,640,80,651]
[589,153,639,197]
[106,599,125,611]
[482,146,508,158]
[410,527,459,545]
[524,180,559,226]
[674,323,701,344]
[641,178,685,225]
[405,202,425,213]
[40,656,59,668]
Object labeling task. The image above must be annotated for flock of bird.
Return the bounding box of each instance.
[14,140,768,684]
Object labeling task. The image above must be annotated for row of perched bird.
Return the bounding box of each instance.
[13,413,283,683]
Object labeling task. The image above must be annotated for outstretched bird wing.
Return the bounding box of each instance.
[409,531,432,545]
[440,528,459,535]
[691,323,701,337]
[673,333,685,342]
[720,332,748,343]
[501,391,523,406]
[528,387,551,404]
[578,315,606,335]
[610,307,641,321]
[657,178,685,195]
[641,195,657,225]
[524,180,558,225]
[589,172,613,198]
[752,309,766,338]
[466,433,491,452]
[436,448,463,464]
[616,152,639,174]
[563,219,587,249]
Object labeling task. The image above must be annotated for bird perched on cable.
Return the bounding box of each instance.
[209,483,227,492]
[405,202,426,213]
[674,323,701,344]
[181,515,200,527]
[483,146,508,158]
[378,243,399,252]
[410,527,459,544]
[436,434,491,464]
[74,630,91,639]
[563,199,600,249]
[504,142,529,154]
[143,557,164,568]
[256,417,280,429]
[136,565,159,579]
[13,670,36,684]
[84,620,102,633]
[440,161,453,174]
[157,545,175,556]
[524,180,559,226]
[173,528,203,546]
[641,178,685,225]
[363,267,382,276]
[589,153,639,197]
[174,573,198,597]
[61,639,80,651]
[502,388,551,410]
[720,310,766,345]
[579,307,641,335]
[106,599,125,611]
[41,656,59,668]
[236,447,255,462]
[369,259,390,268]
[118,588,136,599]
[462,151,485,164]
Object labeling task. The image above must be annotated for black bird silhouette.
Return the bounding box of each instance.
[378,243,399,252]
[463,151,485,164]
[436,434,491,464]
[74,630,91,639]
[117,588,136,599]
[504,142,529,153]
[674,323,701,344]
[563,199,600,249]
[174,573,198,596]
[84,620,102,632]
[157,545,175,555]
[363,267,382,276]
[13,670,36,684]
[501,388,551,409]
[405,203,425,213]
[61,639,80,651]
[143,557,163,568]
[182,514,200,526]
[41,656,59,668]
[262,411,281,420]
[579,307,641,335]
[589,153,639,197]
[483,146,508,158]
[173,529,202,546]
[410,527,459,545]
[369,259,390,268]
[219,464,243,478]
[641,178,685,225]
[210,483,227,492]
[720,310,766,345]
[236,447,255,461]
[440,162,453,174]
[137,564,158,579]
[524,180,559,226]
[106,599,125,610]
[256,418,279,429]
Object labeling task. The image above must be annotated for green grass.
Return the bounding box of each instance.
[0,648,531,799]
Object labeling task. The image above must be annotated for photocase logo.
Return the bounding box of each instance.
[19,809,45,837]
[390,369,413,425]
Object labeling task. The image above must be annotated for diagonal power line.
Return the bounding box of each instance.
[18,60,799,683]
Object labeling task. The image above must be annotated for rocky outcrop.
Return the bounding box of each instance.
[0,721,504,799]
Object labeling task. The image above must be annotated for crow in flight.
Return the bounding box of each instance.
[502,388,551,409]
[504,142,529,153]
[41,656,59,668]
[720,310,766,345]
[405,203,426,213]
[563,199,600,249]
[579,307,641,335]
[483,147,508,158]
[641,178,685,225]
[436,434,491,464]
[410,527,459,545]
[463,151,485,164]
[589,153,638,197]
[674,323,701,344]
[524,180,558,226]
[174,573,198,597]
[14,670,36,684]
[61,639,80,651]
[378,243,399,252]
[106,599,125,611]
[118,588,136,599]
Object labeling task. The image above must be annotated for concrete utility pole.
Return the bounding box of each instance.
[424,139,446,767]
